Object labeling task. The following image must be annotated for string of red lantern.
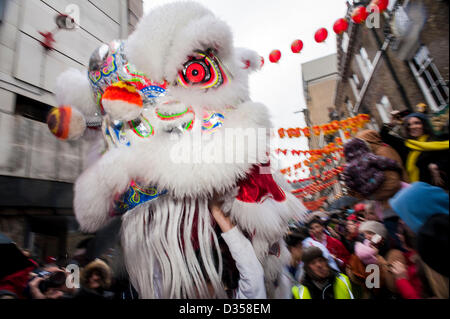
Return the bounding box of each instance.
[277,114,370,139]
[266,1,389,64]
[293,179,339,197]
[302,196,328,210]
[288,166,344,183]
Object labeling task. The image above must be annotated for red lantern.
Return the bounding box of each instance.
[269,50,281,63]
[291,39,303,53]
[369,0,389,13]
[314,28,328,43]
[333,18,349,34]
[260,56,265,67]
[352,6,368,24]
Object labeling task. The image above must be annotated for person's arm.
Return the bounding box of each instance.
[28,277,46,299]
[380,124,407,156]
[210,203,266,299]
[392,261,420,299]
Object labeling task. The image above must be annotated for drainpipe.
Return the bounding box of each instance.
[120,0,129,38]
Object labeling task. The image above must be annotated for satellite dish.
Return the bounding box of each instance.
[55,14,76,30]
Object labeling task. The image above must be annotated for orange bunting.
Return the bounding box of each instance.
[277,115,370,139]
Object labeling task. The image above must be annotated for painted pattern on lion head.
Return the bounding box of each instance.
[48,2,306,299]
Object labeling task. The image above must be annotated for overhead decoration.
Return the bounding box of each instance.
[369,0,389,13]
[269,49,282,63]
[277,114,370,139]
[333,18,349,34]
[351,6,369,24]
[314,28,328,43]
[291,39,304,53]
[292,180,339,198]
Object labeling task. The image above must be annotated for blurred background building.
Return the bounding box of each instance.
[0,0,143,263]
[301,0,449,208]
[302,54,339,150]
[301,54,343,206]
[335,0,449,134]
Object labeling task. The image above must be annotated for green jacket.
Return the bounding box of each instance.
[292,273,354,299]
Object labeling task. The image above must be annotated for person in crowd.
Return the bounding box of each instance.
[387,233,423,299]
[74,258,114,299]
[207,200,266,299]
[354,221,390,265]
[342,138,403,200]
[292,246,354,299]
[341,214,363,254]
[307,218,350,271]
[356,129,409,182]
[28,267,73,299]
[389,182,449,298]
[275,225,341,299]
[381,113,449,189]
[351,220,400,299]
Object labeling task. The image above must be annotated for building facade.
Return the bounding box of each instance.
[301,54,343,205]
[302,54,340,149]
[0,0,143,262]
[335,0,449,134]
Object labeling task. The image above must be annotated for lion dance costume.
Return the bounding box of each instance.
[47,2,306,298]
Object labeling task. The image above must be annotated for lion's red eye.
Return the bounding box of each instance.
[185,62,206,83]
[177,50,228,89]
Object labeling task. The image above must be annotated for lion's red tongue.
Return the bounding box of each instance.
[236,162,286,204]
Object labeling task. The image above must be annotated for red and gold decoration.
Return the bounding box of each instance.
[277,114,370,139]
[351,6,369,24]
[269,49,282,63]
[369,0,389,13]
[291,39,304,53]
[314,28,328,43]
[333,18,349,34]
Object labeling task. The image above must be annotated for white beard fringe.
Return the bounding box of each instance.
[120,197,228,299]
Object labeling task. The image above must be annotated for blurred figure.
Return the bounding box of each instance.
[292,247,354,299]
[384,222,424,299]
[381,113,449,189]
[308,219,350,271]
[390,182,449,298]
[74,259,114,299]
[28,267,73,299]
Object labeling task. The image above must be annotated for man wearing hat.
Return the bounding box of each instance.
[291,246,354,299]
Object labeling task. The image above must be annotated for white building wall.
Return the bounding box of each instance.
[0,0,136,183]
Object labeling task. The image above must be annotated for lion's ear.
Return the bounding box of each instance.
[235,48,264,73]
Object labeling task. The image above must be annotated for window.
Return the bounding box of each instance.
[15,95,53,123]
[355,54,370,81]
[369,118,380,131]
[360,47,373,72]
[409,46,449,113]
[375,96,392,124]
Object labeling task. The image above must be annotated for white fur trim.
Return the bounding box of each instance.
[126,1,232,84]
[102,99,143,122]
[74,147,134,232]
[67,107,87,140]
[235,47,263,73]
[123,101,271,199]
